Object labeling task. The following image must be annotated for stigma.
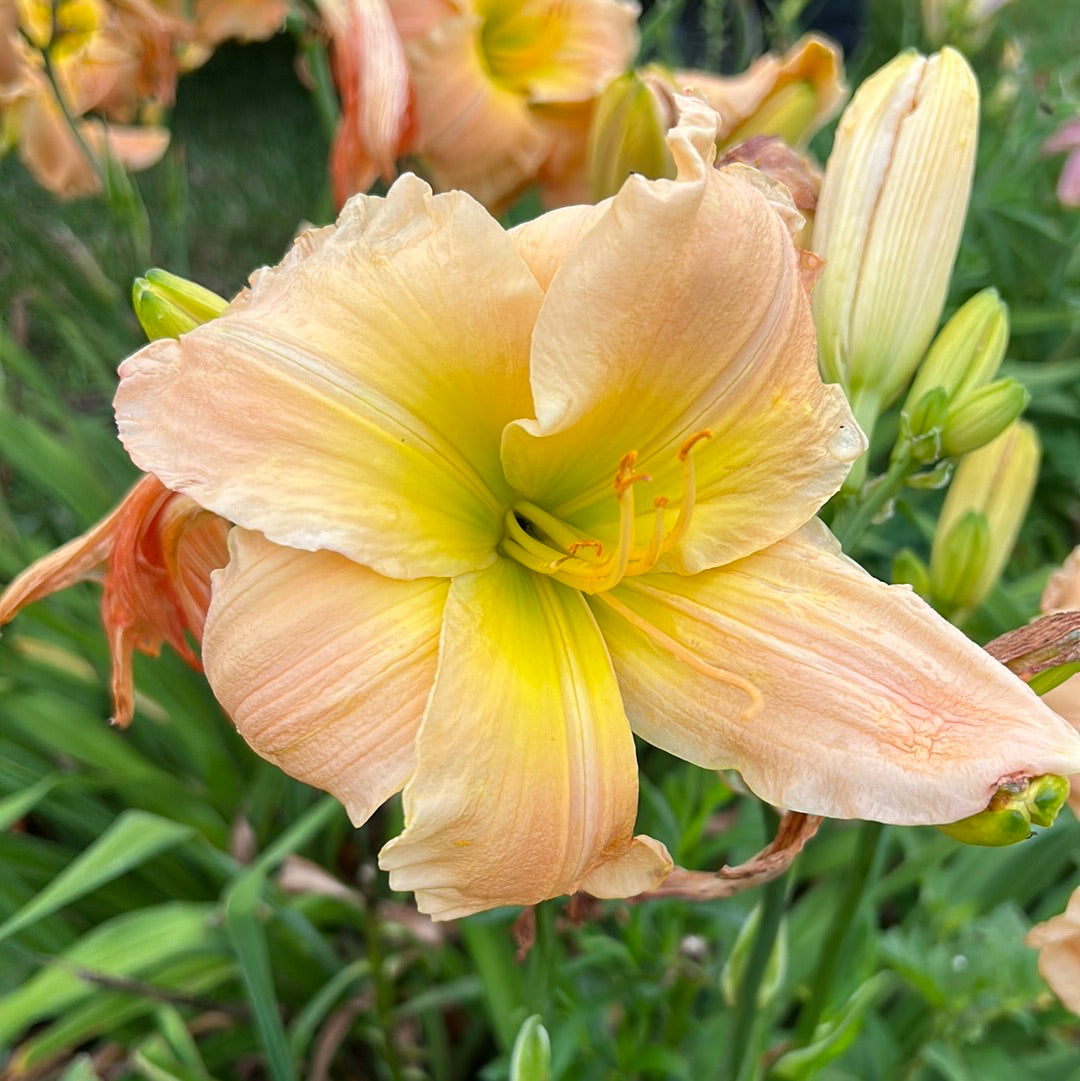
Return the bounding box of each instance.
[502,430,712,593]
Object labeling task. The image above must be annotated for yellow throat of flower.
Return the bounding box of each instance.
[477,0,568,96]
[502,430,712,594]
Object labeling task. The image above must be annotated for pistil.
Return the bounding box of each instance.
[501,430,712,593]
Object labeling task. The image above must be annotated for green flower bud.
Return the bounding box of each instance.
[510,1015,551,1081]
[929,509,989,616]
[905,288,1009,415]
[929,421,1040,620]
[892,548,930,597]
[132,268,228,341]
[587,69,677,202]
[939,378,1029,458]
[938,774,1070,846]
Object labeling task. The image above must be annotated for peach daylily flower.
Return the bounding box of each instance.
[1027,886,1080,1015]
[0,475,230,726]
[678,34,847,151]
[318,0,415,206]
[112,99,1080,919]
[386,0,638,209]
[1,0,173,197]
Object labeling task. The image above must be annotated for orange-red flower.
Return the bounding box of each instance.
[0,475,229,727]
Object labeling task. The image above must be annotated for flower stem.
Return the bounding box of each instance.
[728,803,787,1081]
[834,446,913,554]
[790,821,885,1048]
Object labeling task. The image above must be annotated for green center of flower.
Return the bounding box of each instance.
[501,430,712,594]
[477,0,566,96]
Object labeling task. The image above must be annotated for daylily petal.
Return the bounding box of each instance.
[379,557,671,919]
[502,98,861,571]
[590,521,1080,824]
[116,174,539,580]
[508,199,609,290]
[203,528,447,827]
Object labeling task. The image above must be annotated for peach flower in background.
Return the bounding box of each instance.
[318,0,415,206]
[0,475,230,727]
[384,0,639,209]
[678,34,846,151]
[91,97,1080,918]
[1027,887,1080,1015]
[1,0,173,196]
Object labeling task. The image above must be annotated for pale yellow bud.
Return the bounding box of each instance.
[587,69,677,201]
[929,421,1040,619]
[812,48,979,419]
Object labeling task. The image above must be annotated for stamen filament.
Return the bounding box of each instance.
[596,590,763,719]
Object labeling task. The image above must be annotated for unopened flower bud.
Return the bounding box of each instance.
[510,1015,551,1081]
[721,902,788,1008]
[930,509,989,616]
[132,268,228,341]
[938,773,1069,846]
[892,548,931,597]
[905,288,1009,416]
[587,69,677,201]
[939,378,1029,458]
[813,48,978,425]
[922,0,1014,52]
[929,421,1040,620]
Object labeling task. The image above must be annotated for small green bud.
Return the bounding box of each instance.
[929,509,989,616]
[132,268,228,341]
[905,288,1009,411]
[938,774,1070,846]
[892,548,931,597]
[509,1015,551,1081]
[939,378,1029,458]
[587,69,677,201]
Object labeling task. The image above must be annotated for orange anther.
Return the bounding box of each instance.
[614,451,652,496]
[568,539,604,558]
[678,429,713,461]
